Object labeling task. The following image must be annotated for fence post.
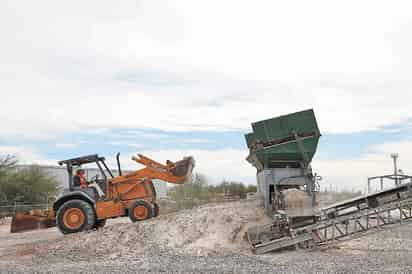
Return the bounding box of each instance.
[13,195,24,215]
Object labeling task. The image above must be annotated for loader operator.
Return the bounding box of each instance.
[73,169,87,188]
[73,169,104,198]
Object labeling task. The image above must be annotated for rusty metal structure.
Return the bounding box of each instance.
[245,109,412,254]
[251,178,412,254]
[244,109,321,247]
[10,210,55,233]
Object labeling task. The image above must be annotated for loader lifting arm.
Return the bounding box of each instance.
[111,154,195,185]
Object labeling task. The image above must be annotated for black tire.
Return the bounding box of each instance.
[94,219,106,229]
[153,203,160,217]
[129,200,154,223]
[56,199,96,234]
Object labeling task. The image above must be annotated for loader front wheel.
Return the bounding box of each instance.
[56,200,96,234]
[129,200,153,222]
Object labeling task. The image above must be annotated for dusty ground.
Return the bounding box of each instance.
[1,199,412,273]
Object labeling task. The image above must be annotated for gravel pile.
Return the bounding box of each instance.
[41,200,271,259]
[2,199,412,273]
[283,188,312,209]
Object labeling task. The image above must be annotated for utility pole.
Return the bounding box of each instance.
[391,153,399,185]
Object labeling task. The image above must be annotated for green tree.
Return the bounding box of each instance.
[168,172,211,209]
[212,180,247,198]
[0,155,60,206]
[246,184,257,193]
[8,165,60,204]
[169,173,209,200]
[0,155,18,204]
[208,181,257,198]
[168,175,256,210]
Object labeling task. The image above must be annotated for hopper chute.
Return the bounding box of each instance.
[245,109,321,170]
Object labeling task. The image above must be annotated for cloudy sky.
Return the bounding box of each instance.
[1,1,412,191]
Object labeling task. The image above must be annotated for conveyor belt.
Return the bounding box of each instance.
[321,182,412,216]
[252,182,412,254]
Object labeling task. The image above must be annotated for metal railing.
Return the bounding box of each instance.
[367,174,412,194]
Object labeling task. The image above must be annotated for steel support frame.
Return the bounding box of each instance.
[252,198,412,254]
[312,199,412,245]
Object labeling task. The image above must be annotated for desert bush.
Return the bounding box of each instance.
[0,154,59,215]
[168,173,257,209]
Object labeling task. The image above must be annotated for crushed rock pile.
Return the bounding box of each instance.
[43,200,271,258]
[282,188,312,209]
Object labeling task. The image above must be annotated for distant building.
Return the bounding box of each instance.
[16,165,167,199]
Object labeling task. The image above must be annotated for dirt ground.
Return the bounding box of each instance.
[1,199,412,273]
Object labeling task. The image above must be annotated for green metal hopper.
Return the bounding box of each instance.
[245,109,321,169]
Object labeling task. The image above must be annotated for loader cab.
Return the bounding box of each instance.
[58,154,114,198]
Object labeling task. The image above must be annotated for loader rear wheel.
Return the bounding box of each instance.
[129,200,153,222]
[56,199,96,234]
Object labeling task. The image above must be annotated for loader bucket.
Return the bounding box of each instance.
[171,156,195,178]
[10,211,56,233]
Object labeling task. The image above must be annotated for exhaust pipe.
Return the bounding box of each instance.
[116,152,122,176]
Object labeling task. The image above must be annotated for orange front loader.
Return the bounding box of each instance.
[11,153,195,234]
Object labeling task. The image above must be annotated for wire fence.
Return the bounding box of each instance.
[0,203,50,218]
[0,193,56,218]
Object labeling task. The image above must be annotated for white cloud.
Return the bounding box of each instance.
[1,0,412,137]
[315,140,412,192]
[2,0,412,193]
[109,139,412,191]
[5,139,411,193]
[115,149,255,185]
[0,146,56,165]
[55,143,77,149]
